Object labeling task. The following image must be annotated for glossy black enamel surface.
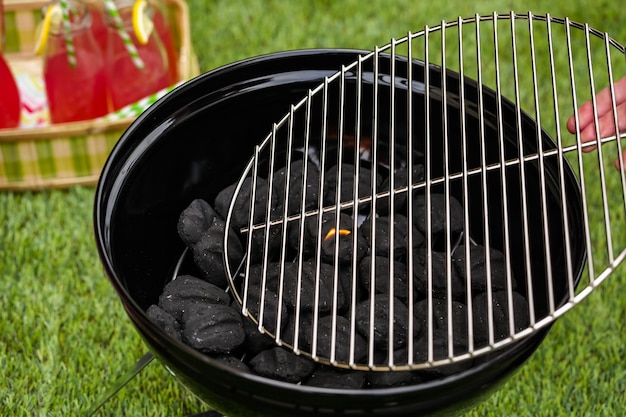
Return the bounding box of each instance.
[94,49,585,417]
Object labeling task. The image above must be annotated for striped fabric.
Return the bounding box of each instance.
[0,131,124,189]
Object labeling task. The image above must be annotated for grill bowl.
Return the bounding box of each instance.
[94,49,586,417]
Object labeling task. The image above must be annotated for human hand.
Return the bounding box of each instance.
[567,75,626,170]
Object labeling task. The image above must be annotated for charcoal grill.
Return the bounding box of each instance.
[94,11,625,417]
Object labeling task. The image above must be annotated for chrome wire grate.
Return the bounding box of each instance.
[223,12,626,371]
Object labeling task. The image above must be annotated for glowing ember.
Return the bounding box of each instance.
[324,228,351,241]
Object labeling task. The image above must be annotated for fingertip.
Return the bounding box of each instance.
[566,116,576,134]
[579,127,598,152]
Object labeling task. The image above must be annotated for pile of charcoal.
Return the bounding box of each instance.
[146,158,531,389]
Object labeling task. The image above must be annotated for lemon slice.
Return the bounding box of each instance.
[34,3,63,55]
[132,0,154,45]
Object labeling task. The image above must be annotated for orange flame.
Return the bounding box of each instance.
[324,228,351,241]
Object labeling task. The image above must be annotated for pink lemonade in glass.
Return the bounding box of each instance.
[43,2,109,123]
[87,2,108,53]
[0,55,21,128]
[105,2,170,111]
[0,0,21,128]
[153,5,178,84]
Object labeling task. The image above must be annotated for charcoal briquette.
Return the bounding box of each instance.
[385,333,472,380]
[247,223,283,264]
[413,298,469,353]
[240,283,289,336]
[320,222,364,265]
[290,210,368,265]
[280,311,314,348]
[305,366,367,389]
[146,304,182,342]
[303,315,368,363]
[471,290,530,346]
[248,347,316,383]
[452,244,516,294]
[412,193,464,238]
[337,265,360,312]
[320,212,368,265]
[376,163,425,215]
[246,261,346,313]
[366,347,425,387]
[354,294,415,350]
[158,275,231,321]
[192,236,225,287]
[181,303,246,354]
[301,261,347,312]
[212,354,251,373]
[412,249,466,301]
[359,214,424,259]
[358,256,409,302]
[177,199,218,246]
[286,216,310,258]
[411,333,474,378]
[214,176,273,230]
[272,159,321,216]
[323,163,381,211]
[241,316,278,357]
[191,213,244,288]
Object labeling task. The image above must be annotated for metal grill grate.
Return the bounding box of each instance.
[223,12,626,371]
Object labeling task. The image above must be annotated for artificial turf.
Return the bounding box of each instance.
[1,0,625,416]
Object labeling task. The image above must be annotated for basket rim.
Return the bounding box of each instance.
[0,118,133,142]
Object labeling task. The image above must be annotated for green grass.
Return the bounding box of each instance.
[1,0,626,416]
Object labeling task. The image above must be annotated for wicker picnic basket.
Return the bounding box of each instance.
[0,0,199,190]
